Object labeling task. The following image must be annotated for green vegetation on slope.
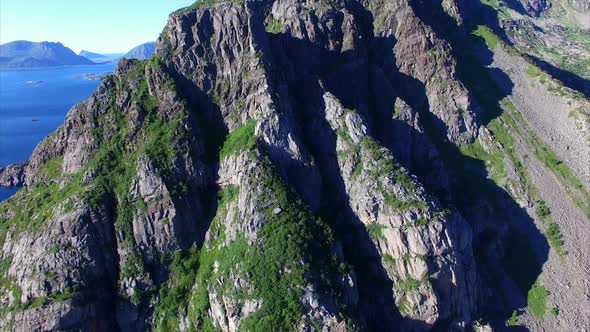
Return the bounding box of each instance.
[535,200,567,257]
[528,281,548,320]
[265,19,284,34]
[472,25,503,49]
[184,157,346,331]
[219,119,257,160]
[176,0,243,14]
[440,26,574,260]
[366,223,387,240]
[0,158,84,244]
[506,310,519,326]
[188,185,247,331]
[238,158,340,331]
[0,59,200,312]
[359,137,426,211]
[155,246,201,332]
[459,139,507,184]
[503,102,590,218]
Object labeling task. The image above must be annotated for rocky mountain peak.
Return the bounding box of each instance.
[1,0,589,331]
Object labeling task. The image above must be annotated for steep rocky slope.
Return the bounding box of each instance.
[0,0,588,331]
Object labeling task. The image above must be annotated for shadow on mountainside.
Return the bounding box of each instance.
[264,25,404,331]
[407,0,549,330]
[527,55,590,98]
[161,63,229,251]
[457,0,590,98]
[159,0,550,330]
[259,0,547,330]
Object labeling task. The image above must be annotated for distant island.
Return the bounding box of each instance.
[74,73,109,81]
[79,50,124,63]
[0,41,95,69]
[124,42,156,60]
[79,50,107,60]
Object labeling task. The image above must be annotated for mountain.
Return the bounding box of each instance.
[124,42,156,60]
[79,50,123,63]
[79,50,107,59]
[0,0,589,331]
[0,41,94,69]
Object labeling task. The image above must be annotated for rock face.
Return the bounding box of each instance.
[0,163,26,187]
[0,41,95,69]
[0,0,587,331]
[569,0,590,11]
[523,0,551,16]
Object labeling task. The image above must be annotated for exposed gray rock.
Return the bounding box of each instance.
[0,163,27,187]
[524,0,551,16]
[1,0,587,331]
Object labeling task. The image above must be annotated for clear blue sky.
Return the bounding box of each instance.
[0,0,195,53]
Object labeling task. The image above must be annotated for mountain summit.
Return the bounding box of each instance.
[124,42,156,60]
[0,41,94,69]
[79,50,108,60]
[0,0,588,331]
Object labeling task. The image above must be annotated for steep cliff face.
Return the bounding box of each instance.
[0,0,588,331]
[155,1,479,329]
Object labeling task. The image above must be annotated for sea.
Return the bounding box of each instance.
[0,62,117,201]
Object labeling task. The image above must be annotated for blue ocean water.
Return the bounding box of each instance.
[0,62,117,201]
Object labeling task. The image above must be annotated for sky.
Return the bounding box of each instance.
[0,0,195,54]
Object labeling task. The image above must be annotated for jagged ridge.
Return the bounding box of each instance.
[0,0,589,331]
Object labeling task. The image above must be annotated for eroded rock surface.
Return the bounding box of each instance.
[0,163,26,187]
[0,0,588,331]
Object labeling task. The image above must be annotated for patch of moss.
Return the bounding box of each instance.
[392,102,403,118]
[472,25,503,49]
[142,113,192,198]
[366,223,387,240]
[335,127,353,145]
[37,157,64,180]
[52,287,79,302]
[525,65,544,79]
[120,252,145,282]
[459,140,507,184]
[219,119,257,160]
[352,159,363,177]
[25,296,47,309]
[395,276,429,293]
[546,222,566,257]
[528,281,548,320]
[506,310,519,326]
[265,18,284,34]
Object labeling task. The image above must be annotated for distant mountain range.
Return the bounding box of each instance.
[79,50,124,63]
[0,40,159,69]
[0,41,94,69]
[124,42,156,60]
[79,50,107,59]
